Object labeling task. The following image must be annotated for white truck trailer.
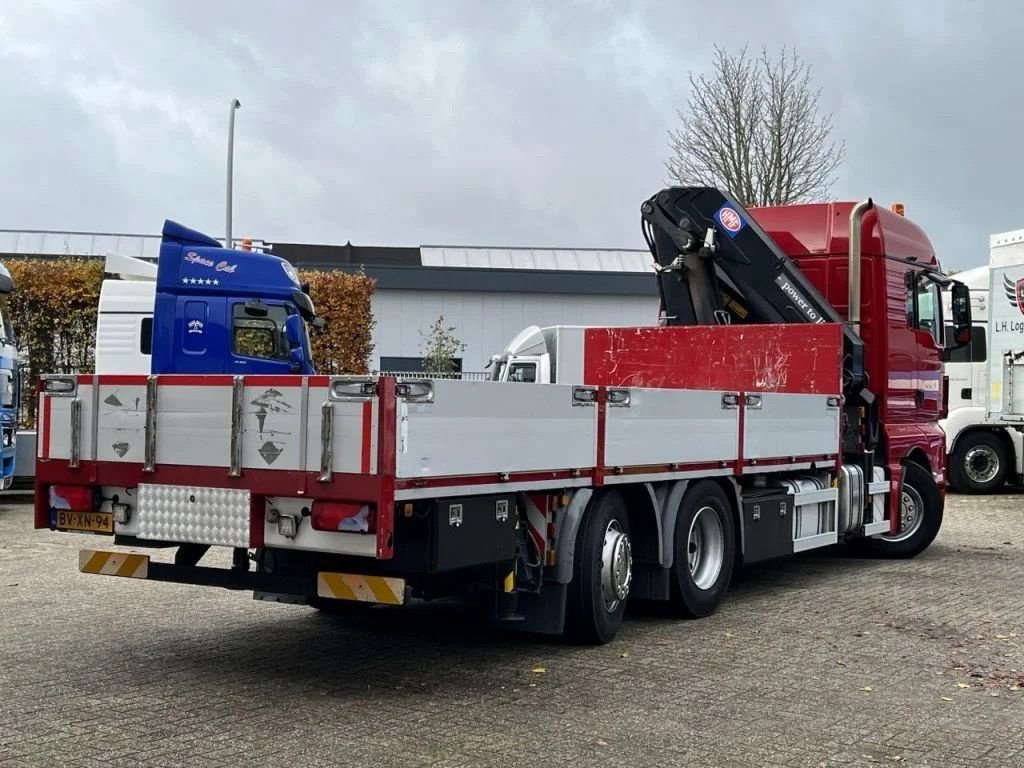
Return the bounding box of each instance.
[941,230,1024,492]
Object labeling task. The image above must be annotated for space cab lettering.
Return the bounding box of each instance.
[184,251,238,273]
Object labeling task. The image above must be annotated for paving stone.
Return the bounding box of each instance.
[1,491,1021,766]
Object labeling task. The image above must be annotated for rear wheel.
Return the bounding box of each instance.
[949,431,1009,493]
[850,461,943,559]
[566,491,633,644]
[670,481,736,618]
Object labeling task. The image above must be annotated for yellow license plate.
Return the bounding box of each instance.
[57,511,113,534]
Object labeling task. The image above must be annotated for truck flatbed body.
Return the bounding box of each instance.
[36,324,843,563]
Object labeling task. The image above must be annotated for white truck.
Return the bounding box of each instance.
[14,253,158,482]
[940,230,1024,493]
[488,325,588,384]
[982,229,1024,463]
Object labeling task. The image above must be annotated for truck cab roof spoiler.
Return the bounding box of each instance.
[104,252,158,282]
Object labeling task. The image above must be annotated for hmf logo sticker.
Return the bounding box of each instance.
[714,203,745,238]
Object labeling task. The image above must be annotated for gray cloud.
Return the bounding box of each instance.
[0,0,1018,270]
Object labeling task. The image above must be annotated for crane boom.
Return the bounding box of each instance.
[640,186,867,394]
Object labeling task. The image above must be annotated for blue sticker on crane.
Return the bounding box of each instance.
[714,203,745,238]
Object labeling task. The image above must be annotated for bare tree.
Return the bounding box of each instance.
[666,45,845,206]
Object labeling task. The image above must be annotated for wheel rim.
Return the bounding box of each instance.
[687,505,725,590]
[881,484,926,543]
[964,445,1000,485]
[600,519,632,613]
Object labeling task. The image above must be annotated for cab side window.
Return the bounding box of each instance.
[906,271,942,345]
[231,304,288,360]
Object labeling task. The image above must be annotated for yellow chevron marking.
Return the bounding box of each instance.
[317,572,404,605]
[78,550,149,578]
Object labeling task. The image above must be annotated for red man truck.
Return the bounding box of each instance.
[34,187,971,644]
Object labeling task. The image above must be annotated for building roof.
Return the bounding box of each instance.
[0,229,659,296]
[0,229,163,260]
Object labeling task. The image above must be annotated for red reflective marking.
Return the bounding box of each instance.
[361,400,373,474]
[735,392,745,475]
[41,395,51,460]
[156,375,235,387]
[242,376,301,388]
[96,375,148,386]
[249,495,265,548]
[375,378,397,559]
[394,469,587,491]
[594,388,607,487]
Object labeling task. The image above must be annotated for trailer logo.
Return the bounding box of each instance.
[187,319,204,334]
[1004,274,1024,316]
[714,203,745,238]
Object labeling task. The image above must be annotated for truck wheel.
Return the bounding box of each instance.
[566,491,633,644]
[949,432,1008,493]
[851,462,943,559]
[670,481,736,618]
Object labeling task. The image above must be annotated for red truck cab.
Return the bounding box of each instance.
[751,202,949,506]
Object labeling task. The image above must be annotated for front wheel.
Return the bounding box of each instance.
[850,461,943,559]
[949,431,1009,493]
[565,491,633,644]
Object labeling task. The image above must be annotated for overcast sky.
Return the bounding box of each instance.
[0,0,1017,270]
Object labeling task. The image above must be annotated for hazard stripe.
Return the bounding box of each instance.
[78,549,149,579]
[317,572,404,605]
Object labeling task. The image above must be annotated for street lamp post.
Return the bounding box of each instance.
[225,98,241,249]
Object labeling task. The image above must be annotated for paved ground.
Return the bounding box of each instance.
[1,492,1022,768]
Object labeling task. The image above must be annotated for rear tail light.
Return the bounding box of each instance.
[311,501,375,533]
[49,485,95,511]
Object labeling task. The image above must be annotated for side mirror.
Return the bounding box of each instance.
[948,281,972,348]
[311,317,326,331]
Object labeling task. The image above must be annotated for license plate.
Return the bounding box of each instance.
[57,511,113,534]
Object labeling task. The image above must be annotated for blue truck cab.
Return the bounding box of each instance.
[152,220,318,375]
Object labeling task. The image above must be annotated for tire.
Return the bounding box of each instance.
[850,461,943,559]
[565,491,633,644]
[669,481,736,619]
[949,431,1009,493]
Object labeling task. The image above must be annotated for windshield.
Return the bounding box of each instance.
[507,361,538,383]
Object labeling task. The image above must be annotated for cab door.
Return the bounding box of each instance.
[905,269,945,421]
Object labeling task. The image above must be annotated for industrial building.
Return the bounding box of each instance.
[0,229,660,374]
